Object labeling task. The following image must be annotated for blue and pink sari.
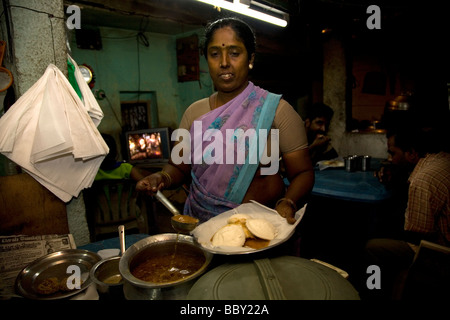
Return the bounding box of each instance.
[183,82,281,222]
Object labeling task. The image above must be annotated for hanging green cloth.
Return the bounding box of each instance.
[67,59,83,101]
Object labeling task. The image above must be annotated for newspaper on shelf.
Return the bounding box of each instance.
[0,234,76,299]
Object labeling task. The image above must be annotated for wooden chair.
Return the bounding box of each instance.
[0,173,69,235]
[399,240,450,300]
[83,179,151,241]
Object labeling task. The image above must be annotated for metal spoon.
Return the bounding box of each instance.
[154,190,199,233]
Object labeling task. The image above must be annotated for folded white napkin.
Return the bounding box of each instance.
[0,63,108,202]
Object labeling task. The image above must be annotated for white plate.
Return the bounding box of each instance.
[317,159,345,170]
[192,201,306,255]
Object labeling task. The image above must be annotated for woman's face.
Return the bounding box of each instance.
[206,26,254,94]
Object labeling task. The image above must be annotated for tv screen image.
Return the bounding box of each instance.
[125,128,170,165]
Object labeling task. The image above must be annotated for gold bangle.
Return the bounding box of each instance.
[159,170,172,187]
[276,198,297,211]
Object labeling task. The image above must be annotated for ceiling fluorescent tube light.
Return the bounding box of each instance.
[196,0,288,27]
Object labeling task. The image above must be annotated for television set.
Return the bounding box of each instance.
[124,127,171,166]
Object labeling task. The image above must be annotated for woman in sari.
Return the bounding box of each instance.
[136,17,314,224]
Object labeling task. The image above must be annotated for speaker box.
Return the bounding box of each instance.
[75,28,102,50]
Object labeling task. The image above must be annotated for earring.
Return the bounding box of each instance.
[249,64,253,69]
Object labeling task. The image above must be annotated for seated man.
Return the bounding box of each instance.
[362,125,450,299]
[304,103,338,165]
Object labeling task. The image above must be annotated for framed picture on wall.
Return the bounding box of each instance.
[120,101,150,131]
[176,34,199,82]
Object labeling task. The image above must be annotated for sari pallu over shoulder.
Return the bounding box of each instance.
[183,82,281,221]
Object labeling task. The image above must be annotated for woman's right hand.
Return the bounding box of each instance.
[136,172,167,196]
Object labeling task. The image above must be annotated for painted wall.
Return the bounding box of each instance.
[69,26,213,158]
[323,36,388,159]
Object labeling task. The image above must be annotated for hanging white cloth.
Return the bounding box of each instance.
[0,63,108,202]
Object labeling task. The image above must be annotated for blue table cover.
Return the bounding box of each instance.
[311,158,392,203]
[78,234,150,253]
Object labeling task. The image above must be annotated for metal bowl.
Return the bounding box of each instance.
[119,233,213,290]
[90,256,124,298]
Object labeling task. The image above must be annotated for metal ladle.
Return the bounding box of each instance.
[118,225,125,255]
[154,190,199,233]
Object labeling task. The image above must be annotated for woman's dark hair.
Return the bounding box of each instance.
[203,17,256,61]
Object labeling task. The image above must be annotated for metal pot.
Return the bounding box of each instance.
[119,233,213,300]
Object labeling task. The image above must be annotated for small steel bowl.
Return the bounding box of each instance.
[90,256,124,298]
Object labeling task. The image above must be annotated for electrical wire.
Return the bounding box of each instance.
[6,4,65,65]
[137,32,149,47]
[136,33,141,102]
[8,4,64,19]
[104,95,122,129]
[48,17,57,64]
[102,34,136,40]
[135,16,150,102]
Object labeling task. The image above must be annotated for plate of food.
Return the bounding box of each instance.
[15,249,101,300]
[192,201,306,255]
[317,158,345,170]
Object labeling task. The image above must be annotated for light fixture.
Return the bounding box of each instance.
[196,0,288,27]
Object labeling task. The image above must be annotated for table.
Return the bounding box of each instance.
[78,233,149,253]
[299,159,398,275]
[311,158,392,203]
